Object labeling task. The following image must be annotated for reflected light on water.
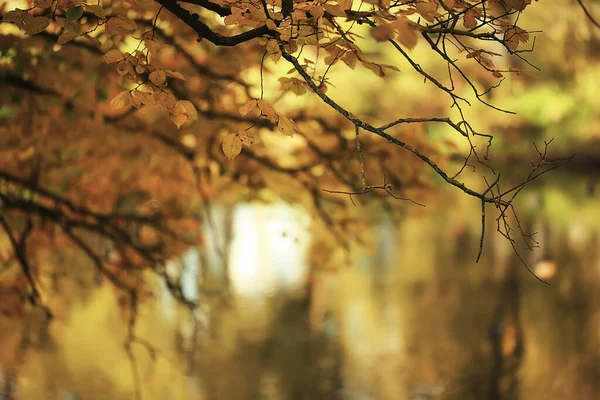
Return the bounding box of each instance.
[229,203,311,299]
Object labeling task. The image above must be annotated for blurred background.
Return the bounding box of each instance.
[1,0,600,399]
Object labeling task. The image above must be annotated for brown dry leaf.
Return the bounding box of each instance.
[239,99,258,116]
[277,115,298,137]
[310,6,325,19]
[362,61,386,78]
[23,16,50,35]
[149,69,167,86]
[504,0,531,11]
[105,16,137,36]
[34,0,52,8]
[58,29,79,44]
[463,9,477,29]
[171,100,198,128]
[504,26,529,51]
[85,4,106,19]
[371,23,394,42]
[222,134,243,159]
[323,4,346,17]
[415,2,437,23]
[337,0,353,10]
[393,16,418,49]
[258,100,279,123]
[104,49,123,63]
[110,91,132,110]
[238,131,255,146]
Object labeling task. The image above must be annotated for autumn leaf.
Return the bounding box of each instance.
[66,6,84,22]
[310,6,324,19]
[415,1,438,23]
[170,100,198,129]
[323,4,346,17]
[277,115,298,137]
[238,131,255,146]
[85,4,106,19]
[371,23,395,42]
[222,134,243,159]
[23,16,50,35]
[463,10,477,29]
[104,49,124,63]
[239,99,258,116]
[33,0,52,8]
[258,100,279,123]
[58,29,79,44]
[504,26,529,51]
[149,70,167,86]
[110,91,132,110]
[106,16,137,36]
[394,17,418,50]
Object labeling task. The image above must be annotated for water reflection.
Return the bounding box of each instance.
[1,190,599,400]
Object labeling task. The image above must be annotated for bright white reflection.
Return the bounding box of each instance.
[229,203,311,298]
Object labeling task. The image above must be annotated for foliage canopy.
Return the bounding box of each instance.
[2,0,594,330]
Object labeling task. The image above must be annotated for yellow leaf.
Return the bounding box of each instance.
[109,91,132,110]
[258,100,279,123]
[104,49,123,63]
[277,115,298,137]
[149,69,167,86]
[266,19,277,30]
[239,99,257,116]
[170,100,198,129]
[222,134,243,159]
[238,131,255,146]
[105,16,137,36]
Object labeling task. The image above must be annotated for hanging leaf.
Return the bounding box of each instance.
[239,99,257,116]
[393,16,418,50]
[106,16,137,36]
[23,16,50,35]
[149,70,167,86]
[238,131,255,146]
[109,91,132,110]
[222,133,243,159]
[258,100,278,123]
[463,9,477,29]
[170,100,198,129]
[58,29,79,44]
[277,115,298,137]
[104,49,124,63]
[85,4,106,19]
[33,0,52,8]
[66,6,84,22]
